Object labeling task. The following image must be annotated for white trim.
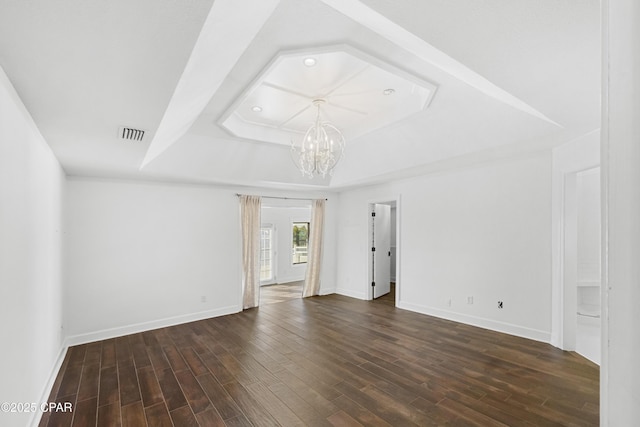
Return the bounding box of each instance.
[64,305,240,347]
[28,344,68,427]
[335,287,367,300]
[551,131,600,349]
[600,3,610,423]
[365,195,401,302]
[319,287,336,296]
[217,43,437,146]
[397,301,551,344]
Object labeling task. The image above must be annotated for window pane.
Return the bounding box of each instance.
[292,222,309,264]
[260,227,273,281]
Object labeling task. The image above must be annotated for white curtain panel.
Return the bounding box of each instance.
[303,199,325,298]
[240,195,261,309]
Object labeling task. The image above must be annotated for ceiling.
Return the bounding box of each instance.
[0,0,600,191]
[218,46,436,146]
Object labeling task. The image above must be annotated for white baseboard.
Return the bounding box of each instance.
[30,343,68,427]
[397,300,551,343]
[64,305,240,347]
[275,275,305,284]
[319,286,336,296]
[335,287,367,300]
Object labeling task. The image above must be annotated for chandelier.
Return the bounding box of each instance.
[291,99,345,178]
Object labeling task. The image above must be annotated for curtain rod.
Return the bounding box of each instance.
[235,193,327,201]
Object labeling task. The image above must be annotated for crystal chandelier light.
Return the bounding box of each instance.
[291,99,345,178]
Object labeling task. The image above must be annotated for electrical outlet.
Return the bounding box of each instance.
[498,301,503,309]
[447,298,452,307]
[467,296,474,304]
[201,295,207,303]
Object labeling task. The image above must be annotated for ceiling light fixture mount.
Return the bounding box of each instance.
[291,99,345,179]
[303,57,317,67]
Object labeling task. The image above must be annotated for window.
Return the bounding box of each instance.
[292,222,309,264]
[260,225,274,282]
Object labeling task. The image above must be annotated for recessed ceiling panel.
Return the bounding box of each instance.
[236,84,309,128]
[266,50,366,96]
[219,45,437,145]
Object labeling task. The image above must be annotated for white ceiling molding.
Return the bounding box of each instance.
[319,0,562,128]
[218,44,437,145]
[140,0,282,168]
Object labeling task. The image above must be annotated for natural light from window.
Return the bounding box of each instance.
[260,225,274,281]
[292,222,309,265]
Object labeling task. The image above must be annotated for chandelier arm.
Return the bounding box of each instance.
[291,99,345,178]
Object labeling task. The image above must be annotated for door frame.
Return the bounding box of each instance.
[550,132,599,349]
[366,195,401,303]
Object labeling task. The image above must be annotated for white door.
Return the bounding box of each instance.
[372,204,391,298]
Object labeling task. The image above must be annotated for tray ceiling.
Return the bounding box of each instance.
[219,45,436,145]
[0,0,601,190]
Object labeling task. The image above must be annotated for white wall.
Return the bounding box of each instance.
[261,205,311,284]
[64,178,242,343]
[0,67,66,427]
[601,0,640,423]
[319,197,338,295]
[336,152,553,342]
[64,181,338,343]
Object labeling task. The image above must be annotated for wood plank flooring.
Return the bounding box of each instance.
[40,293,599,426]
[260,282,303,306]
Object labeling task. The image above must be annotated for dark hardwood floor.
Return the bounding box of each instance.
[40,292,599,426]
[373,282,396,307]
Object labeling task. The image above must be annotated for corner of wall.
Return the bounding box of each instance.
[0,64,68,427]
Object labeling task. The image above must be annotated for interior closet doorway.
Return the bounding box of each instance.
[259,199,311,306]
[367,198,400,304]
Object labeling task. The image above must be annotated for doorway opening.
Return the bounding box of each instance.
[367,199,399,305]
[259,201,311,306]
[550,132,600,363]
[561,167,601,364]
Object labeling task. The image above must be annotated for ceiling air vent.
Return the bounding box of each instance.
[118,126,145,142]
